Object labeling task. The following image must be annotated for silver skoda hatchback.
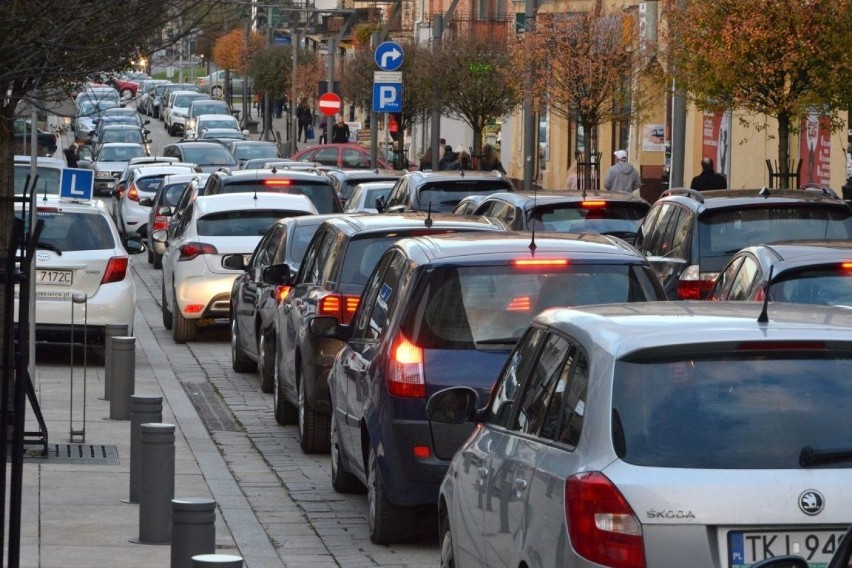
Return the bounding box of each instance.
[428,302,852,568]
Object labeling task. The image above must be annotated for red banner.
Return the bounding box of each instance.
[702,110,731,178]
[800,112,831,186]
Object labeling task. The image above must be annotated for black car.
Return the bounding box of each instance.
[13,119,57,155]
[201,168,343,214]
[634,187,852,299]
[381,170,515,213]
[228,214,340,391]
[161,141,238,173]
[471,191,650,243]
[270,213,505,454]
[315,231,666,543]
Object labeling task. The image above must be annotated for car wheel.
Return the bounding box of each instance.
[368,445,412,544]
[258,329,275,393]
[273,353,298,425]
[439,514,456,568]
[230,318,255,373]
[168,122,177,136]
[297,365,330,454]
[152,251,162,270]
[120,88,133,103]
[172,292,196,343]
[161,280,172,330]
[212,86,223,98]
[330,410,364,494]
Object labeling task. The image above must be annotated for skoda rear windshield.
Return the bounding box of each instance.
[197,210,310,237]
[400,264,662,349]
[531,202,648,241]
[418,181,514,212]
[700,206,852,256]
[612,350,852,469]
[219,180,339,213]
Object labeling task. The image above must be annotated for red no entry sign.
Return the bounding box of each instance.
[318,92,342,116]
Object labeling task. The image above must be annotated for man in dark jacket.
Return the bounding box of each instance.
[690,157,728,190]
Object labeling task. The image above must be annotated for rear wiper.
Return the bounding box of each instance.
[799,445,852,467]
[475,337,521,345]
[440,199,462,205]
[36,242,62,256]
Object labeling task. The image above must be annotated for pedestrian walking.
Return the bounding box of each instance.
[438,145,458,170]
[331,116,350,144]
[689,157,728,190]
[604,150,641,193]
[419,147,433,171]
[479,143,506,174]
[297,99,313,143]
[63,141,79,168]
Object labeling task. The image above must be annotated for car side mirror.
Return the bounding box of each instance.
[261,264,292,285]
[308,316,350,341]
[375,195,386,213]
[386,205,406,214]
[124,238,146,255]
[221,254,247,271]
[426,387,481,424]
[138,197,153,207]
[156,205,172,216]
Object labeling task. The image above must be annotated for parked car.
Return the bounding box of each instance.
[161,141,239,173]
[317,231,666,543]
[145,83,171,118]
[197,128,245,143]
[140,172,209,268]
[342,181,395,213]
[471,190,651,244]
[429,301,852,567]
[117,164,197,237]
[271,213,506,454]
[200,169,343,214]
[164,91,210,136]
[291,143,412,170]
[14,196,145,346]
[229,213,341,390]
[157,193,318,342]
[324,169,403,206]
[190,113,241,138]
[81,142,148,197]
[196,70,245,98]
[158,84,201,123]
[634,187,852,299]
[136,79,170,115]
[382,171,515,213]
[14,155,65,196]
[708,241,852,305]
[185,99,234,137]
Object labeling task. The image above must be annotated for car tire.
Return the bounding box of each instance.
[273,353,298,425]
[231,318,255,373]
[162,280,173,330]
[297,365,330,454]
[258,329,275,393]
[212,86,223,98]
[153,252,162,270]
[172,294,196,343]
[439,513,456,568]
[368,445,413,544]
[147,245,153,264]
[330,410,364,494]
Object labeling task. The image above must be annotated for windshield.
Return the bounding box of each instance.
[174,94,206,107]
[191,103,229,116]
[613,352,852,468]
[531,202,647,241]
[197,210,309,237]
[218,180,337,213]
[401,264,662,349]
[181,147,237,167]
[15,164,62,195]
[418,181,514,212]
[235,145,279,160]
[771,267,852,306]
[20,209,115,251]
[98,146,145,162]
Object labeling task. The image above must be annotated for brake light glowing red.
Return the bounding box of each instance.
[263,179,292,186]
[387,334,425,398]
[677,278,716,300]
[184,304,204,314]
[582,200,606,207]
[273,285,291,304]
[127,185,139,202]
[842,262,852,270]
[317,294,359,324]
[511,259,570,268]
[178,242,218,261]
[412,446,431,459]
[101,257,128,284]
[507,296,531,311]
[36,207,60,213]
[153,216,168,231]
[566,472,644,568]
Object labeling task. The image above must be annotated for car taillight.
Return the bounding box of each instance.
[115,182,125,199]
[178,242,218,261]
[507,296,531,311]
[511,258,570,268]
[676,265,717,300]
[153,216,168,231]
[127,184,139,202]
[101,257,128,284]
[387,334,425,398]
[264,179,292,186]
[566,472,644,568]
[581,200,606,207]
[317,293,359,324]
[841,262,852,270]
[272,285,291,304]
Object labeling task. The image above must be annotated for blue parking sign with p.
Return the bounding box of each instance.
[373,83,402,113]
[60,168,94,200]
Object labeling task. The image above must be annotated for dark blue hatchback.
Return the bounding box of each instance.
[315,232,666,544]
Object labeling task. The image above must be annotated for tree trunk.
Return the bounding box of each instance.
[472,123,483,169]
[0,106,18,397]
[777,111,792,189]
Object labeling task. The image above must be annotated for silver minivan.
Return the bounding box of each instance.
[429,302,852,568]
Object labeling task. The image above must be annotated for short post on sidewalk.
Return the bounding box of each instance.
[192,554,244,567]
[135,423,175,545]
[171,498,217,568]
[109,336,136,420]
[128,395,163,504]
[102,323,129,400]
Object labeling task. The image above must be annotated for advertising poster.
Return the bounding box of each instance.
[701,110,732,179]
[642,124,665,152]
[800,112,831,186]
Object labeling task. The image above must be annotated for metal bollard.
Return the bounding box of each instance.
[171,498,217,568]
[137,423,175,544]
[127,395,163,504]
[109,336,136,420]
[102,323,129,400]
[191,554,243,567]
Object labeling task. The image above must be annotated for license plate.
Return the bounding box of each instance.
[728,529,847,568]
[36,270,73,286]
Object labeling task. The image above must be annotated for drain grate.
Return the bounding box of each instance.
[184,381,240,433]
[24,444,120,465]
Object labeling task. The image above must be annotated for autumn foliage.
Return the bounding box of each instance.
[212,28,266,74]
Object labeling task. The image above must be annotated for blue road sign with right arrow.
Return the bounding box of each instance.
[374,41,404,71]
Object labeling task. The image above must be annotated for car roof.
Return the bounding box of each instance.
[484,191,649,207]
[405,170,510,183]
[320,212,504,236]
[659,188,849,212]
[171,141,230,148]
[100,124,142,131]
[216,169,327,182]
[193,192,317,215]
[395,231,643,265]
[23,195,109,215]
[14,155,65,167]
[327,168,402,178]
[161,173,209,185]
[197,114,237,121]
[131,165,196,177]
[535,301,852,358]
[743,241,852,265]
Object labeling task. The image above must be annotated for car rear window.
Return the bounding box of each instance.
[613,351,852,469]
[219,180,340,213]
[771,266,852,306]
[531,202,648,241]
[174,94,206,107]
[199,119,238,130]
[160,182,189,207]
[16,165,61,195]
[401,264,662,349]
[291,224,322,263]
[341,176,399,199]
[234,145,279,160]
[197,210,309,237]
[137,175,170,192]
[99,146,146,162]
[180,147,237,167]
[700,206,852,257]
[191,103,229,116]
[28,210,115,251]
[418,181,514,212]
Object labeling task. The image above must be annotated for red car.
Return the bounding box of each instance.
[290,143,415,171]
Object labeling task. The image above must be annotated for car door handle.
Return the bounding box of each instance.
[477,467,489,486]
[513,478,527,498]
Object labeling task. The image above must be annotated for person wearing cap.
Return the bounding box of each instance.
[689,157,728,190]
[604,150,642,193]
